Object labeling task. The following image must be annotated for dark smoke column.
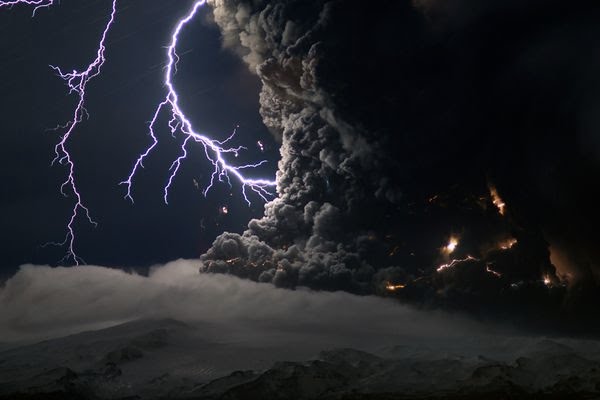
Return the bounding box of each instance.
[201,0,600,328]
[202,0,413,293]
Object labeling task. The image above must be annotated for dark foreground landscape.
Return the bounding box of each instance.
[2,319,600,400]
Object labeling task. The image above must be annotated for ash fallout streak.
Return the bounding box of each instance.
[0,0,276,264]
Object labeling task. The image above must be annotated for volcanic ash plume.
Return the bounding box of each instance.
[201,0,600,330]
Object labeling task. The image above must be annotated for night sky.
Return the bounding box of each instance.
[0,0,277,278]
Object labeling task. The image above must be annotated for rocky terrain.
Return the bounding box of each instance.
[2,319,600,399]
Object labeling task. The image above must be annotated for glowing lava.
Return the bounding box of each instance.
[489,185,506,216]
[385,283,406,291]
[121,0,276,206]
[498,237,517,250]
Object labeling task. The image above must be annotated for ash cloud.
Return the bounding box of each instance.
[202,0,600,330]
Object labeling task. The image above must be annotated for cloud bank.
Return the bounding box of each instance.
[0,260,487,344]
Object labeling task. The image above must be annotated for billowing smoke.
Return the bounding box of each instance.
[201,0,600,330]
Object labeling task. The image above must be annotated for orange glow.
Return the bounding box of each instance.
[489,185,506,216]
[498,238,517,250]
[442,236,460,255]
[385,283,406,291]
[549,245,577,285]
[543,275,552,287]
[447,238,458,252]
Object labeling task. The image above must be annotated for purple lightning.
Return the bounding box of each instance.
[4,0,274,265]
[121,0,277,206]
[2,0,117,264]
[0,0,53,16]
[44,0,117,265]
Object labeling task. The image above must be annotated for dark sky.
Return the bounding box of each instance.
[0,0,277,277]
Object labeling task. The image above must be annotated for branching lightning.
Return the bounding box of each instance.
[437,255,478,272]
[0,0,53,16]
[3,0,117,265]
[3,0,276,265]
[44,0,117,265]
[121,0,276,206]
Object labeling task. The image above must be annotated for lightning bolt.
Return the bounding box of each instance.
[437,255,478,273]
[121,0,277,206]
[0,0,53,16]
[4,0,276,265]
[2,0,117,265]
[45,0,117,265]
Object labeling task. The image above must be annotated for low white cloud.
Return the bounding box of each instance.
[0,260,487,346]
